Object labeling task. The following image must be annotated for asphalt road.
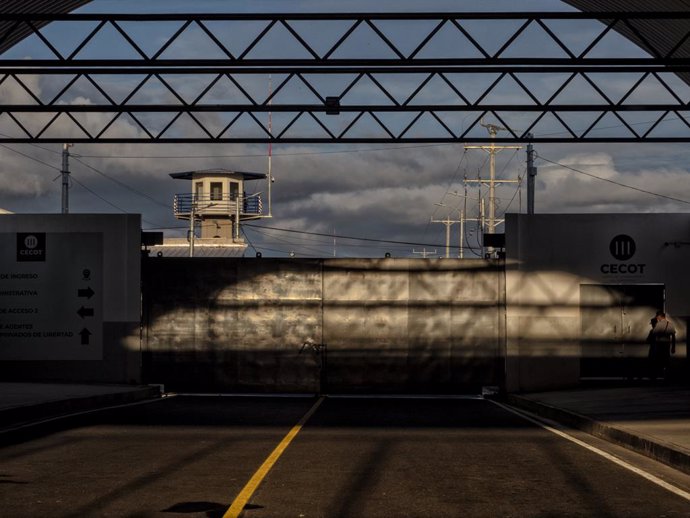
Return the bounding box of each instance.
[1,396,689,518]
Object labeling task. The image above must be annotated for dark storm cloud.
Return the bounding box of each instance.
[2,0,690,256]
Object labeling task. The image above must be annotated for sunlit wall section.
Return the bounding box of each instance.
[322,258,503,393]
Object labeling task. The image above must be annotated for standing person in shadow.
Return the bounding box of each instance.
[649,311,677,381]
[645,316,657,380]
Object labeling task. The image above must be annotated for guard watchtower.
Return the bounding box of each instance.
[171,168,267,254]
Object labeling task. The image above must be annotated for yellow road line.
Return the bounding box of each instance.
[224,396,325,518]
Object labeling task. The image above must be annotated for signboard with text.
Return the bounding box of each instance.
[0,232,102,360]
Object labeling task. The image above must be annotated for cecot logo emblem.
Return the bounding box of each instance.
[601,234,646,275]
[16,232,46,262]
[609,234,636,261]
[24,235,38,249]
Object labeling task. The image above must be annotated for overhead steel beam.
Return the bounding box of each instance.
[1,11,690,143]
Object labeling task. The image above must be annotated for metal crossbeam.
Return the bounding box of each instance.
[1,11,690,143]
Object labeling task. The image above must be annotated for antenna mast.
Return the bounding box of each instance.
[267,74,273,218]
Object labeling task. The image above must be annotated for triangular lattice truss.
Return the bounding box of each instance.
[1,11,690,143]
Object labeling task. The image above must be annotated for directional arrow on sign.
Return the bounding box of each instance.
[79,328,92,345]
[77,306,94,318]
[78,287,95,299]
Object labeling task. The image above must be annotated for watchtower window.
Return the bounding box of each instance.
[229,182,239,200]
[210,182,223,201]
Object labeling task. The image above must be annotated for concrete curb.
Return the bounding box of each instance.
[503,394,690,476]
[0,385,161,428]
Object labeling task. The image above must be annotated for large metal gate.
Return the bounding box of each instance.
[141,257,504,393]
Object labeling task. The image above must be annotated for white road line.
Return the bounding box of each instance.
[168,393,484,400]
[490,399,690,502]
[328,394,484,400]
[0,396,169,435]
[167,392,316,398]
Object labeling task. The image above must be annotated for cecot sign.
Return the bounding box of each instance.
[16,233,46,262]
[600,234,646,275]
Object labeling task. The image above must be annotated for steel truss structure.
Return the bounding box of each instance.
[2,11,690,143]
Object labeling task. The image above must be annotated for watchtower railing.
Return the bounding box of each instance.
[173,193,263,219]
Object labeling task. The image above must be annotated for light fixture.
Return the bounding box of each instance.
[325,96,340,115]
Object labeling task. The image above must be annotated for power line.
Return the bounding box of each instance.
[76,143,454,160]
[247,225,334,256]
[69,176,162,226]
[0,141,129,214]
[244,222,482,250]
[427,147,468,240]
[0,143,61,172]
[499,167,525,217]
[71,156,171,209]
[0,131,62,156]
[69,176,127,213]
[249,224,409,250]
[241,226,258,254]
[0,140,170,224]
[537,154,690,205]
[534,114,686,138]
[70,156,177,227]
[66,158,171,226]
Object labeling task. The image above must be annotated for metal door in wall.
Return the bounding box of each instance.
[580,284,665,379]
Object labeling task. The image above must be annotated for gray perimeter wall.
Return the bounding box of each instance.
[142,257,505,393]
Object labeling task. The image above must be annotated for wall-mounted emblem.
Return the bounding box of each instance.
[16,233,46,262]
[609,234,636,261]
[601,234,645,275]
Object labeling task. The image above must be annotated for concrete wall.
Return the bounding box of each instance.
[142,257,504,393]
[505,213,690,392]
[0,214,142,384]
[6,212,684,393]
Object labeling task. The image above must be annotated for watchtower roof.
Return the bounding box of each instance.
[170,168,266,181]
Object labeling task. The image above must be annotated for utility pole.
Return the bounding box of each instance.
[460,199,487,257]
[61,143,73,214]
[447,190,480,259]
[438,197,485,258]
[459,209,465,259]
[464,122,521,234]
[526,133,537,215]
[441,208,467,259]
[431,214,462,258]
[188,204,195,257]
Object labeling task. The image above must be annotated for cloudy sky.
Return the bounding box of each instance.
[1,0,689,258]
